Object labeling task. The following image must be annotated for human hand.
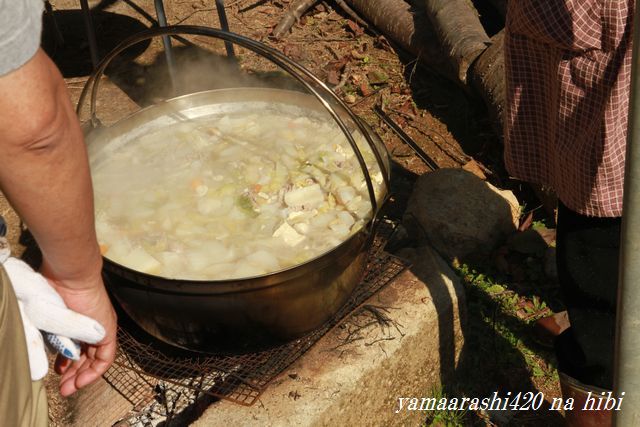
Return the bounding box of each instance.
[44,267,118,397]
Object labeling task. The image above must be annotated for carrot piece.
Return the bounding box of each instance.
[190,178,203,189]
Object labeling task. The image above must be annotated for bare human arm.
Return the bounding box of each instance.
[0,49,117,396]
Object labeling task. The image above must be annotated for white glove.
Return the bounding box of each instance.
[0,237,106,380]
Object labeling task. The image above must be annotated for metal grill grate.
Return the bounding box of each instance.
[104,220,409,421]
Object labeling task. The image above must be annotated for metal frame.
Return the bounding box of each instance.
[79,0,236,70]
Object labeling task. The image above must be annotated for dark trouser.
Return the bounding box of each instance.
[555,202,621,390]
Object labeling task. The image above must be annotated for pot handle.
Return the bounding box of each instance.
[77,25,390,222]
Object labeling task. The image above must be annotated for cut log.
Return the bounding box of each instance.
[345,0,506,139]
[343,0,451,81]
[469,30,505,138]
[422,0,491,84]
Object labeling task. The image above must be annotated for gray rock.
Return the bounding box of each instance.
[508,228,549,256]
[404,168,520,261]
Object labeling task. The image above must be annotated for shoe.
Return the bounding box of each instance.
[533,311,570,348]
[559,372,613,426]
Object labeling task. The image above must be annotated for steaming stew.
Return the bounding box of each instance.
[92,110,385,280]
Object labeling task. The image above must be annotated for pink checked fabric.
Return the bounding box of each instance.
[504,1,634,217]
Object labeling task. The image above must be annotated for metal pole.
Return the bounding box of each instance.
[79,0,99,68]
[214,0,236,59]
[614,1,640,425]
[154,0,178,95]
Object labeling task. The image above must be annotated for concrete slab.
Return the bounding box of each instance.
[64,378,134,427]
[192,245,465,427]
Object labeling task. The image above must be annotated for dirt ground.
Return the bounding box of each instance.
[0,0,565,425]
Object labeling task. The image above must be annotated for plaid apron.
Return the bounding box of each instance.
[504,0,634,217]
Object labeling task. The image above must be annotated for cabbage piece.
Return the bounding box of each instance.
[126,247,162,274]
[335,186,357,206]
[310,212,336,229]
[159,251,186,276]
[246,250,280,272]
[236,194,259,218]
[284,184,325,209]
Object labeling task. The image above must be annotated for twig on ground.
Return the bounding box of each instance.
[238,0,271,13]
[365,336,396,346]
[378,342,389,357]
[330,333,367,351]
[324,297,405,354]
[325,44,342,59]
[405,57,420,85]
[362,304,405,337]
[333,62,351,91]
[175,7,216,25]
[286,37,359,42]
[272,0,320,38]
[350,87,384,107]
[230,6,271,31]
[334,0,378,35]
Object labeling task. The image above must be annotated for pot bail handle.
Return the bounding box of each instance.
[76,25,390,220]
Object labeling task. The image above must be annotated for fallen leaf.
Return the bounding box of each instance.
[345,20,364,36]
[283,44,303,60]
[367,69,389,85]
[325,56,349,73]
[395,116,407,127]
[375,35,393,51]
[398,100,415,117]
[350,49,366,60]
[327,69,341,85]
[344,94,357,104]
[359,82,373,96]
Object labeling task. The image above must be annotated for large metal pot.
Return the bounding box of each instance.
[80,26,390,354]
